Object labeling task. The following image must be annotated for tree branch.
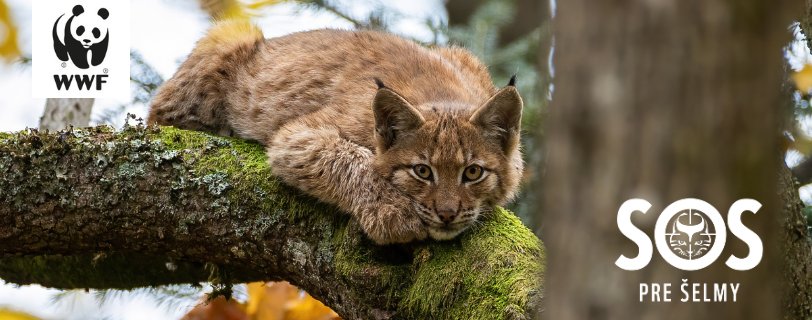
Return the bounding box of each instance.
[0,125,543,320]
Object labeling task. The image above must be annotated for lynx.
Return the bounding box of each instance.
[148,21,524,244]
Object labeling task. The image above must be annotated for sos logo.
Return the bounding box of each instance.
[615,198,762,271]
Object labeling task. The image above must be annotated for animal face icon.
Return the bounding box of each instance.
[71,7,108,48]
[665,210,716,260]
[52,4,110,69]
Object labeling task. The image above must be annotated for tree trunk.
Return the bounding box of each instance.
[0,126,543,320]
[779,164,812,319]
[39,98,94,131]
[541,0,800,319]
[785,2,812,317]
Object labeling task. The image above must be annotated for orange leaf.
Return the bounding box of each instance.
[249,281,298,320]
[792,64,812,93]
[0,0,21,61]
[181,296,248,320]
[0,308,39,320]
[284,292,340,320]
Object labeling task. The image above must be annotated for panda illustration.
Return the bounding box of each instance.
[52,5,109,69]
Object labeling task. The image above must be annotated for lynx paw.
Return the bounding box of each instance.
[359,202,427,245]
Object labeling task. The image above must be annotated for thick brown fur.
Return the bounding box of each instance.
[149,20,524,244]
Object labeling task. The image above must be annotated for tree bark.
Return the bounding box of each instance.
[0,125,543,320]
[779,164,812,319]
[785,3,812,317]
[541,0,801,319]
[39,98,94,131]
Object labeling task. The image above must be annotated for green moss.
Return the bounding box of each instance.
[332,223,414,308]
[328,206,544,319]
[151,127,315,222]
[400,208,544,319]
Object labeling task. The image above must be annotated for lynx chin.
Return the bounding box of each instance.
[148,21,525,244]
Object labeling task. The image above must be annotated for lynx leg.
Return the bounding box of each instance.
[266,121,427,244]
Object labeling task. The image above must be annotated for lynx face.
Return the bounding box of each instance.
[372,84,524,240]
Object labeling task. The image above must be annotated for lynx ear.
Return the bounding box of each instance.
[470,86,523,153]
[373,80,424,151]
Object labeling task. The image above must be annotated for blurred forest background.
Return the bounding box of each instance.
[5,0,812,318]
[0,0,547,319]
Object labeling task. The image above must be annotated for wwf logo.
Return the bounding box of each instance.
[52,4,109,69]
[664,208,717,260]
[32,0,129,98]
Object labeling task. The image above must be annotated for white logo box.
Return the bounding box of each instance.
[32,0,130,98]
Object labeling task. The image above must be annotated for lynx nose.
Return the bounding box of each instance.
[437,210,458,224]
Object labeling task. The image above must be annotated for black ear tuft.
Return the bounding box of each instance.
[374,78,386,89]
[508,74,517,87]
[72,5,84,16]
[98,8,109,20]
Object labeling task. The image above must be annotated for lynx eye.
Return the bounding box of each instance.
[413,164,433,180]
[463,165,484,182]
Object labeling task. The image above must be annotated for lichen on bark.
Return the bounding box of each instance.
[0,125,543,320]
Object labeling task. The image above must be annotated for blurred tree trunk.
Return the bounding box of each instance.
[39,98,93,131]
[539,0,803,319]
[778,164,812,318]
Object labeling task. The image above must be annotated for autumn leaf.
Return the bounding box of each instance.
[246,282,340,320]
[0,308,39,320]
[182,282,340,320]
[198,0,287,20]
[792,64,812,93]
[0,0,21,61]
[181,296,248,320]
[246,0,287,11]
[245,281,298,320]
[284,292,340,320]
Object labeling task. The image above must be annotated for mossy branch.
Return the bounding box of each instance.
[0,125,544,320]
